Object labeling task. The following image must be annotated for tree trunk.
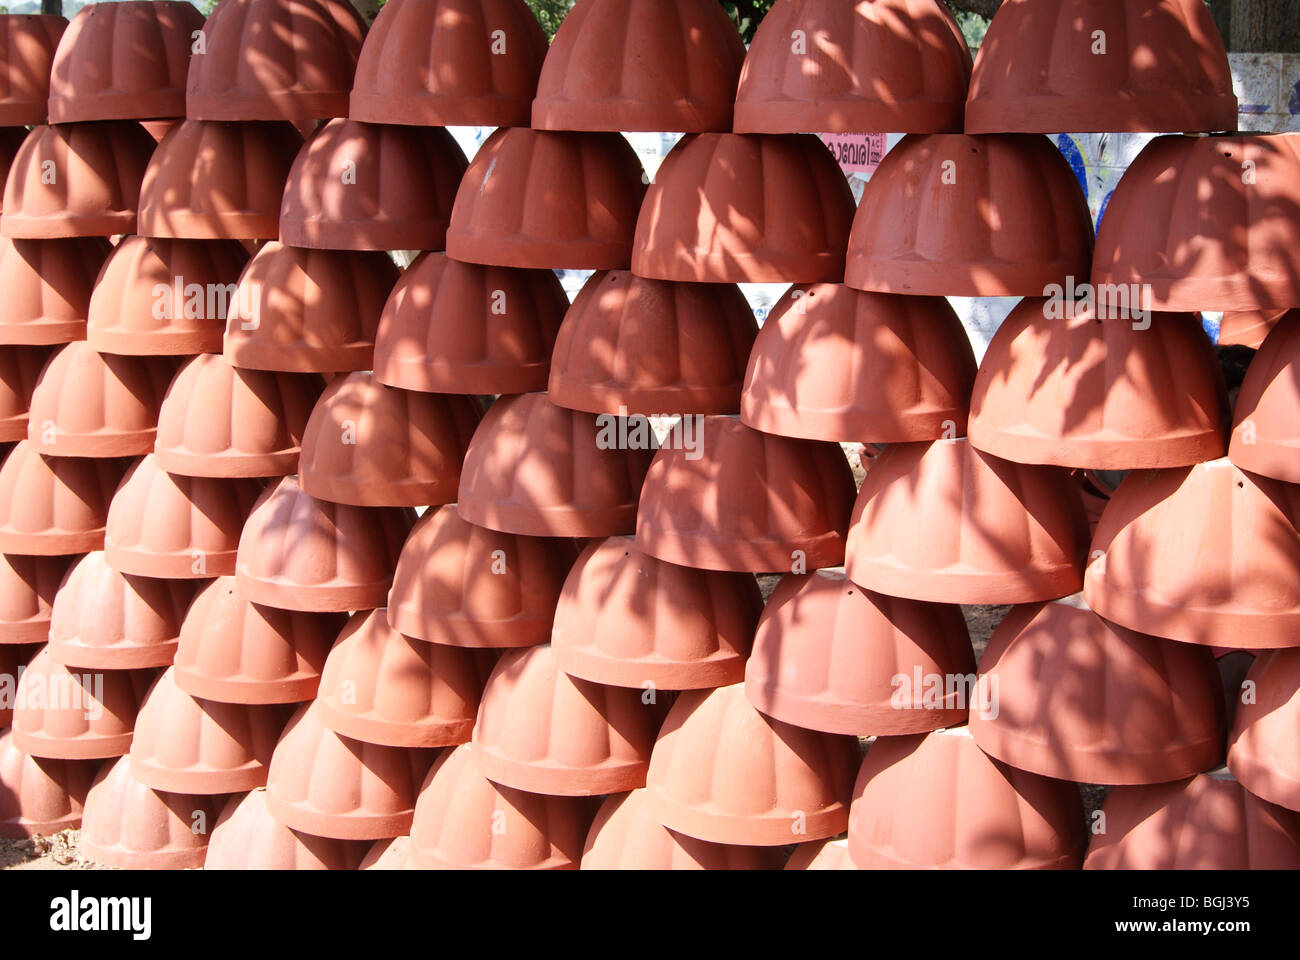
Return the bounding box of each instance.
[40,0,62,16]
[351,0,381,24]
[1228,0,1300,52]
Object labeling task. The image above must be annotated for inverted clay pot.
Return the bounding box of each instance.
[786,837,857,870]
[0,15,66,125]
[349,0,548,127]
[0,553,72,644]
[136,119,305,240]
[206,788,371,870]
[549,270,758,416]
[48,1,206,123]
[632,133,854,284]
[966,0,1236,135]
[745,570,975,736]
[0,237,109,346]
[446,127,646,270]
[224,242,399,373]
[0,441,123,555]
[968,297,1229,469]
[0,344,53,439]
[1092,135,1300,312]
[0,728,93,838]
[1219,309,1285,349]
[734,0,971,134]
[1227,649,1300,811]
[472,643,663,796]
[741,284,976,443]
[552,536,762,690]
[236,475,415,613]
[845,438,1090,604]
[636,417,856,573]
[1229,311,1300,482]
[360,836,410,869]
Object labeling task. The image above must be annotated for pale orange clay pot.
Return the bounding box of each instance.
[0,15,66,126]
[359,836,410,869]
[0,553,72,644]
[0,236,110,346]
[1230,310,1300,482]
[0,344,53,439]
[785,837,856,870]
[1227,649,1300,812]
[205,788,371,870]
[1219,309,1284,349]
[0,727,93,838]
[0,441,123,555]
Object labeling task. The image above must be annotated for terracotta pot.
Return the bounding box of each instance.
[223,242,399,373]
[458,392,654,538]
[1229,311,1300,482]
[532,0,744,133]
[0,441,123,555]
[46,551,195,671]
[845,438,1090,604]
[185,0,366,124]
[0,15,65,124]
[0,640,38,725]
[0,237,109,346]
[1227,649,1300,811]
[104,455,261,579]
[552,536,762,690]
[350,0,547,127]
[85,235,250,356]
[446,128,646,270]
[1085,770,1300,869]
[265,701,438,840]
[472,644,664,796]
[969,298,1228,469]
[0,124,24,192]
[78,755,219,870]
[0,553,71,644]
[48,1,206,123]
[632,133,854,284]
[0,344,53,439]
[0,728,93,839]
[636,417,856,574]
[359,836,410,869]
[740,284,976,443]
[785,837,856,870]
[1220,309,1284,349]
[734,0,971,134]
[1084,459,1300,648]
[236,475,415,612]
[206,788,371,869]
[155,354,322,478]
[847,727,1085,869]
[136,119,305,240]
[967,0,1235,134]
[745,570,975,736]
[549,271,758,416]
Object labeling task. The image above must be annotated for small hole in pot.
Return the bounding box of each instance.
[1237,481,1244,489]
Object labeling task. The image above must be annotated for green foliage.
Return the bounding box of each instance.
[526,0,575,40]
[952,9,989,49]
[719,0,776,43]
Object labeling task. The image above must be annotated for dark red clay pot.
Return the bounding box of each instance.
[0,15,66,126]
[845,438,1090,604]
[223,242,399,373]
[1219,309,1284,349]
[1227,649,1300,811]
[446,127,646,271]
[235,475,416,613]
[0,641,38,725]
[0,344,53,439]
[350,0,548,128]
[745,570,975,736]
[532,0,744,133]
[458,392,654,538]
[1092,135,1300,312]
[136,119,305,240]
[1230,311,1300,482]
[0,236,109,346]
[632,133,854,284]
[636,417,857,574]
[373,251,568,396]
[206,788,371,870]
[0,126,24,199]
[735,0,971,134]
[48,1,206,123]
[185,0,366,124]
[0,553,72,644]
[741,284,976,443]
[848,726,1086,869]
[549,271,758,416]
[1084,459,1300,649]
[552,536,762,690]
[0,728,93,839]
[966,0,1236,135]
[786,837,856,870]
[969,298,1229,469]
[0,441,123,556]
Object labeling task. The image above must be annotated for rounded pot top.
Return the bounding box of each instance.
[1228,649,1300,812]
[1230,311,1300,483]
[0,15,67,126]
[206,787,371,870]
[0,440,123,556]
[0,236,109,346]
[0,726,93,839]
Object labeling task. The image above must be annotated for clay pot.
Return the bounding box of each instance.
[1220,309,1284,349]
[104,455,261,579]
[0,15,66,125]
[350,0,548,127]
[549,271,758,416]
[1085,770,1300,869]
[0,344,53,439]
[48,1,206,123]
[1227,649,1300,811]
[446,127,646,270]
[223,242,399,373]
[848,727,1086,869]
[0,553,72,644]
[741,284,976,443]
[46,551,195,671]
[1084,459,1300,648]
[786,837,856,870]
[0,728,93,839]
[1093,135,1300,312]
[265,701,438,841]
[236,475,415,613]
[0,237,109,346]
[26,342,173,457]
[458,392,654,538]
[155,354,322,478]
[552,536,762,690]
[472,644,664,796]
[185,0,366,124]
[632,133,854,284]
[0,441,122,555]
[532,0,744,133]
[845,438,1090,604]
[967,0,1236,134]
[315,609,497,749]
[136,119,305,240]
[1230,311,1300,482]
[969,298,1229,469]
[85,235,251,356]
[360,836,410,869]
[746,570,976,736]
[206,788,371,869]
[636,417,857,574]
